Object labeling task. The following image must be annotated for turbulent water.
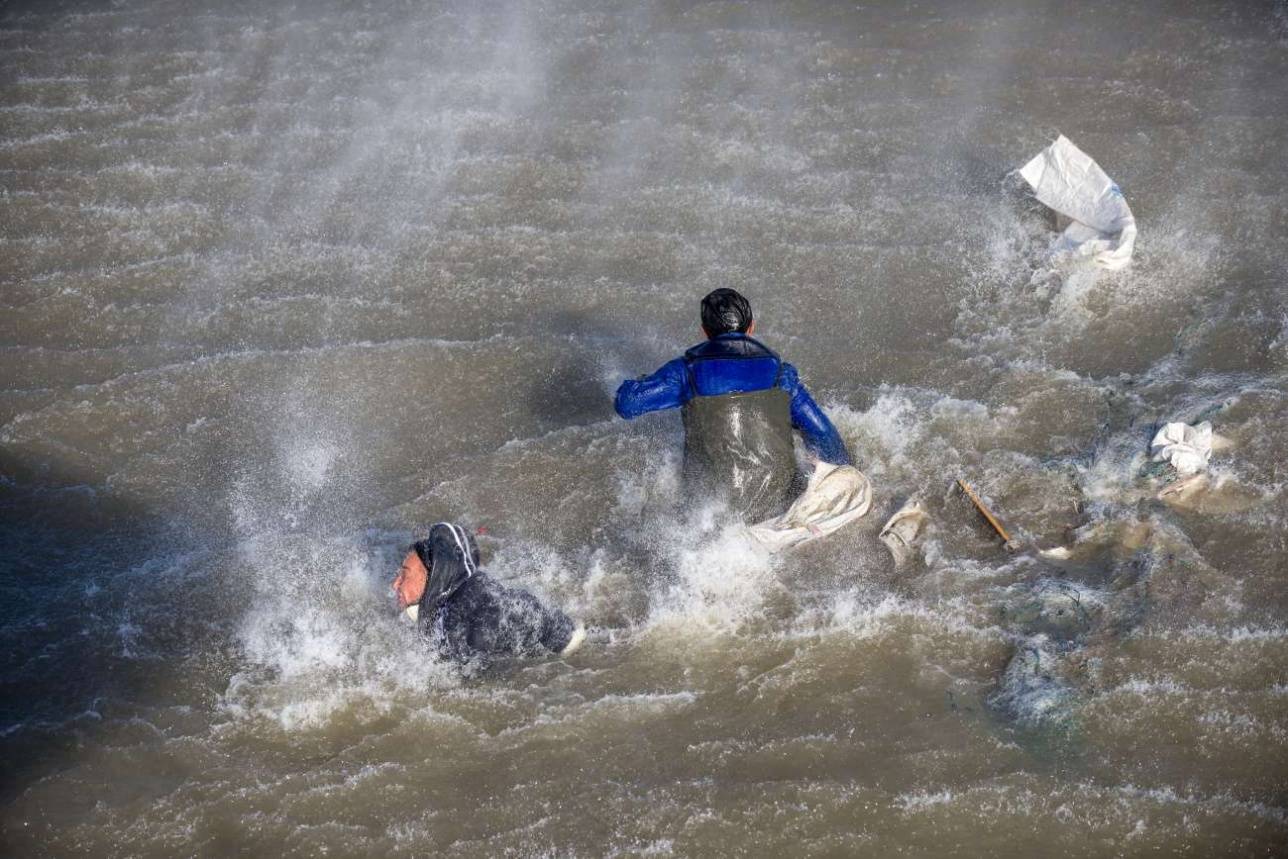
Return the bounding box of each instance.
[2,0,1287,855]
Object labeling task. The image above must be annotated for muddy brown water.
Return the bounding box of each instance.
[2,1,1287,856]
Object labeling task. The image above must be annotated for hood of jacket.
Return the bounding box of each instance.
[413,522,480,610]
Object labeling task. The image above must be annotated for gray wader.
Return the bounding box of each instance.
[681,369,797,522]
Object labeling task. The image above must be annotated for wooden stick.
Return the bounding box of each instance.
[957,479,1013,544]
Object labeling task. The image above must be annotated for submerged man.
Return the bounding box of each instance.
[614,288,852,521]
[392,522,585,662]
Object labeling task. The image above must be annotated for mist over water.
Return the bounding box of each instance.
[2,0,1287,855]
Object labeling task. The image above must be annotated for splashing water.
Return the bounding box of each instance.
[3,1,1288,855]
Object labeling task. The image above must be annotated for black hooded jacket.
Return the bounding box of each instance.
[413,523,575,662]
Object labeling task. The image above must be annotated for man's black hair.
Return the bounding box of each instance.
[412,523,482,609]
[700,288,753,336]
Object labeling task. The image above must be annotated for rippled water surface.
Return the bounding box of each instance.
[2,1,1287,855]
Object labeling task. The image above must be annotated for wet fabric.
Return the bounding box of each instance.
[682,384,797,522]
[409,522,575,663]
[1150,421,1214,475]
[684,334,782,396]
[878,496,928,568]
[420,571,576,662]
[614,333,851,466]
[413,522,479,609]
[1018,134,1137,270]
[746,462,874,552]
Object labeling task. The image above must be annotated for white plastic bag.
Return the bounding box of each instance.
[1150,421,1213,475]
[745,462,873,553]
[879,496,928,568]
[1019,135,1136,270]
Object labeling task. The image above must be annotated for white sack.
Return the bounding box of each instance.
[1019,135,1136,270]
[879,496,928,569]
[1150,421,1213,475]
[746,462,873,553]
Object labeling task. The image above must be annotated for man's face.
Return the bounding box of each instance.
[392,550,428,608]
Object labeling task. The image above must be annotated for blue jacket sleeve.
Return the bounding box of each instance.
[614,358,689,419]
[780,363,852,465]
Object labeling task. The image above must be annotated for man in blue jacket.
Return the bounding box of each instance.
[614,288,852,521]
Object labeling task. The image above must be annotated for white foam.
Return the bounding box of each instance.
[648,511,777,631]
[895,789,956,813]
[222,422,460,731]
[803,591,1005,643]
[1109,677,1188,696]
[498,691,700,737]
[282,438,338,492]
[1138,625,1288,644]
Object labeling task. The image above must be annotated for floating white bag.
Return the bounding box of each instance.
[746,462,873,553]
[1019,135,1136,270]
[1150,421,1213,475]
[879,496,928,568]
